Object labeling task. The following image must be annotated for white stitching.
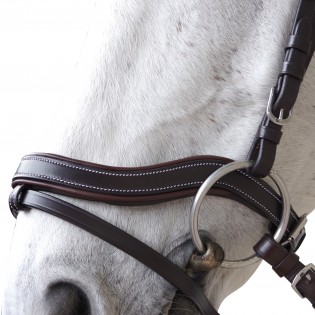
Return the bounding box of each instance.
[16,172,203,193]
[237,170,282,203]
[217,181,291,233]
[21,155,298,223]
[15,170,295,230]
[217,181,279,223]
[22,156,223,176]
[236,170,298,223]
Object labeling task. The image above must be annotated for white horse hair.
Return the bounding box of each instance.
[3,0,315,314]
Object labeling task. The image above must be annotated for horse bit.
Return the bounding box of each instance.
[8,0,315,314]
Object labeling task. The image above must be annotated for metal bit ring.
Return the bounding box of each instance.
[190,160,291,268]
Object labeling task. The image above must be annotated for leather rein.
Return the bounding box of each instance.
[8,0,315,314]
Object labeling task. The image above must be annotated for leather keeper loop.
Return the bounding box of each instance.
[257,125,282,144]
[9,185,26,218]
[281,61,305,80]
[286,34,311,53]
[273,251,300,278]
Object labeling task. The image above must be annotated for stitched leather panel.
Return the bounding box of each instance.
[12,153,301,241]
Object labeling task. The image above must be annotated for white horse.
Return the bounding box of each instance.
[3,0,315,314]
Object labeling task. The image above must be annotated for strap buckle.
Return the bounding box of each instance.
[282,214,307,251]
[292,264,315,298]
[266,87,292,126]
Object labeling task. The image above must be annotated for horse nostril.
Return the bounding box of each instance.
[46,282,91,315]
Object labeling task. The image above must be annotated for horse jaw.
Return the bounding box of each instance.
[3,0,315,314]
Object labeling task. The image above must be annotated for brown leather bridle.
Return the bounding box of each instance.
[8,0,315,314]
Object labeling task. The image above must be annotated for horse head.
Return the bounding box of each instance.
[3,0,315,314]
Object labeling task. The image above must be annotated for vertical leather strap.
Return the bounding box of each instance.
[254,234,315,308]
[248,0,315,177]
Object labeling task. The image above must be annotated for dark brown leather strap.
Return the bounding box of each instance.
[11,153,301,243]
[254,234,315,308]
[9,187,220,315]
[248,0,315,177]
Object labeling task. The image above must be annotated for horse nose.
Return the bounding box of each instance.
[46,282,91,315]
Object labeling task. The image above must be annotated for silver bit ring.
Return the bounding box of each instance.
[189,160,291,268]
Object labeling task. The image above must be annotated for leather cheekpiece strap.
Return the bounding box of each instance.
[248,0,315,177]
[287,34,312,53]
[257,125,282,144]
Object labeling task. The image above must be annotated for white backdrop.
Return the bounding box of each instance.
[0,1,314,314]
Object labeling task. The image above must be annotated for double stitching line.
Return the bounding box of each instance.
[18,155,298,224]
[22,156,223,177]
[16,172,203,193]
